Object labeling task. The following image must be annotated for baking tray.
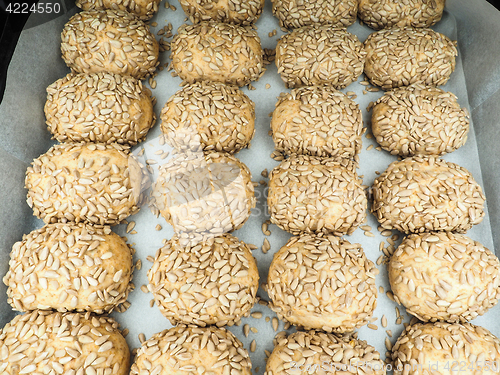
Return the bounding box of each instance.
[1,0,500,373]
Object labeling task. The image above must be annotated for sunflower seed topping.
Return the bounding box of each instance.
[275,26,365,89]
[3,223,134,314]
[147,233,259,327]
[131,325,251,375]
[61,9,159,80]
[388,232,500,323]
[268,155,366,236]
[267,234,377,333]
[363,27,457,89]
[372,156,486,233]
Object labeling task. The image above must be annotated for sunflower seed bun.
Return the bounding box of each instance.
[275,26,365,89]
[265,330,385,375]
[25,142,147,225]
[148,233,259,327]
[371,156,486,233]
[371,84,469,156]
[179,0,265,25]
[363,27,457,90]
[45,72,155,145]
[152,151,255,246]
[0,310,129,375]
[75,0,161,20]
[392,321,500,375]
[268,155,366,236]
[271,0,357,29]
[389,232,500,323]
[131,325,252,375]
[358,0,445,30]
[271,86,362,158]
[160,82,255,153]
[3,223,134,313]
[61,9,159,80]
[267,234,377,333]
[170,22,264,87]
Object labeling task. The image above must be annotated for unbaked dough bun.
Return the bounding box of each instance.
[160,81,255,153]
[131,325,252,375]
[152,151,255,246]
[25,142,147,225]
[170,22,264,87]
[276,26,365,89]
[268,155,366,236]
[148,233,259,327]
[45,72,155,145]
[392,321,500,375]
[363,27,457,90]
[61,9,159,79]
[265,330,385,375]
[267,234,377,333]
[0,310,129,375]
[389,232,500,323]
[3,223,133,313]
[371,156,485,233]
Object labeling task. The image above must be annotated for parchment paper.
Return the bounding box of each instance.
[1,0,500,373]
